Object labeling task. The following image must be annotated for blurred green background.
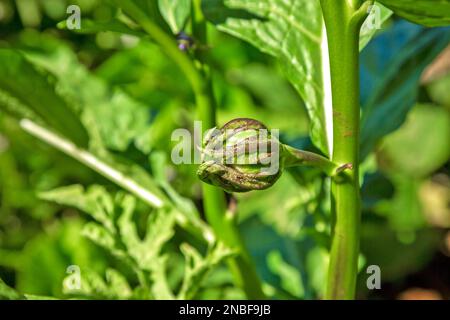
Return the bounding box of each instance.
[0,0,449,300]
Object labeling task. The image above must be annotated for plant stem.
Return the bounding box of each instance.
[282,145,351,176]
[319,0,369,299]
[192,0,265,299]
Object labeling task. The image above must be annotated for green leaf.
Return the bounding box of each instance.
[267,251,304,298]
[0,49,88,147]
[203,0,332,155]
[39,185,116,233]
[63,268,133,299]
[110,0,172,34]
[361,221,440,281]
[377,0,450,27]
[158,0,191,34]
[204,0,392,156]
[360,28,450,159]
[178,242,233,299]
[376,175,426,234]
[380,105,450,178]
[57,18,146,37]
[117,196,176,272]
[17,32,151,152]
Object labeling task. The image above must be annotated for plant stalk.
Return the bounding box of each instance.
[320,0,369,299]
[191,0,265,299]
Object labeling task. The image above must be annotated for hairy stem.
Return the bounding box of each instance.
[320,0,369,299]
[192,0,265,299]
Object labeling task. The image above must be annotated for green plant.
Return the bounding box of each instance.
[0,0,449,300]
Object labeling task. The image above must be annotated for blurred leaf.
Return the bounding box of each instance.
[40,185,115,233]
[305,246,329,299]
[419,177,450,228]
[158,0,191,34]
[110,0,172,34]
[360,221,441,281]
[204,0,396,156]
[237,173,321,238]
[0,49,89,147]
[380,104,450,178]
[267,251,304,298]
[377,0,450,27]
[57,18,146,37]
[117,196,176,272]
[376,176,426,234]
[0,277,22,300]
[7,218,106,298]
[361,171,394,210]
[360,24,450,159]
[17,32,150,152]
[63,268,132,299]
[427,73,450,108]
[178,242,233,299]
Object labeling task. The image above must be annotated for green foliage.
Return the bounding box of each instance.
[380,105,450,178]
[360,28,450,159]
[0,50,88,147]
[40,185,231,299]
[378,0,450,27]
[0,0,449,301]
[159,0,192,34]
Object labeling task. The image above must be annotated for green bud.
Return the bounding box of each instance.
[197,118,351,193]
[197,118,282,193]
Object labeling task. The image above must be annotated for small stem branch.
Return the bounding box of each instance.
[282,145,350,176]
[320,0,368,299]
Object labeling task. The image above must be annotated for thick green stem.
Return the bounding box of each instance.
[192,0,265,299]
[320,0,369,299]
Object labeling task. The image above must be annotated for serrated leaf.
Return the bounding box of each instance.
[377,0,450,27]
[117,197,176,271]
[178,242,233,299]
[0,49,88,147]
[39,185,115,233]
[110,0,172,34]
